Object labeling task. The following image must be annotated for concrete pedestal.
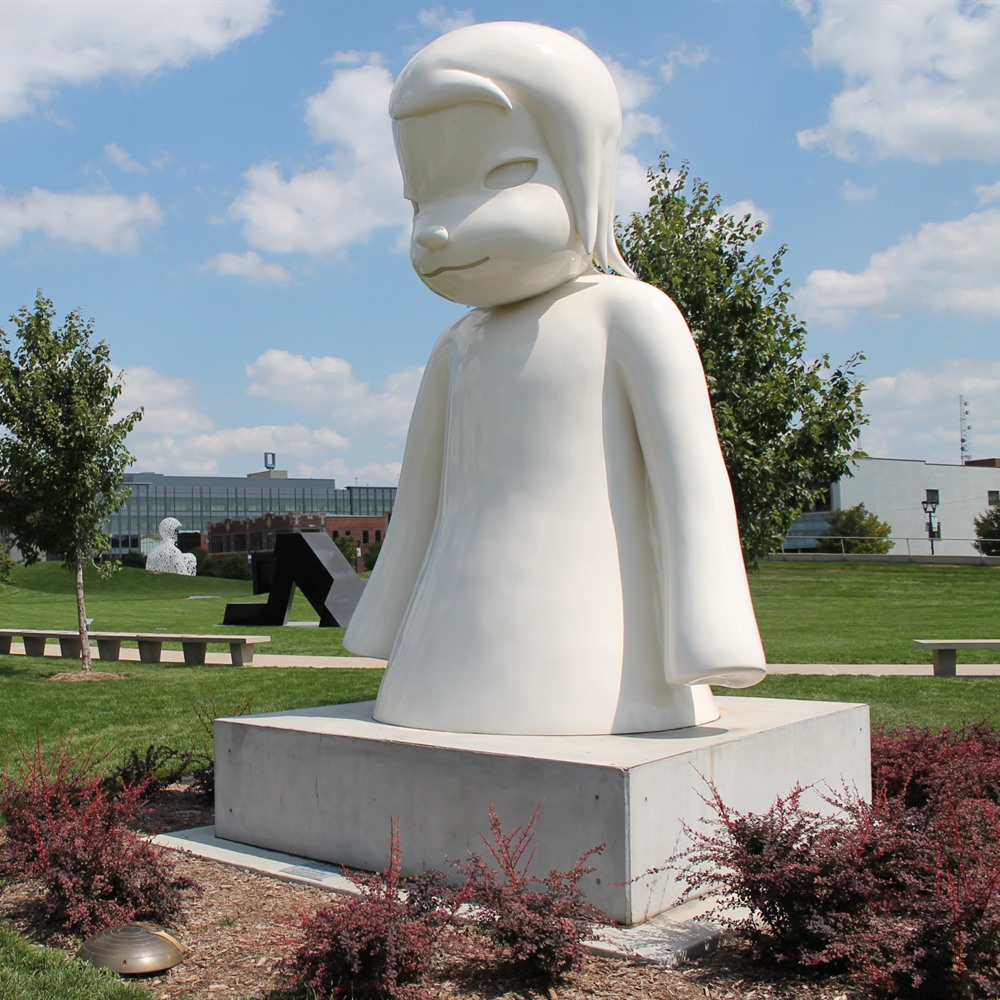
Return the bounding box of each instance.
[215,697,870,925]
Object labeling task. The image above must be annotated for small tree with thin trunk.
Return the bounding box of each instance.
[0,292,142,671]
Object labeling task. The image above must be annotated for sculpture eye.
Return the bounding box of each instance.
[484,158,538,190]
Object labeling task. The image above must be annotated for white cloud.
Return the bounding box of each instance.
[603,58,657,112]
[0,0,275,120]
[246,348,422,440]
[247,349,367,412]
[840,179,877,203]
[117,367,209,438]
[335,365,424,438]
[797,206,1000,326]
[119,357,416,480]
[615,153,654,221]
[621,110,665,151]
[975,179,1000,204]
[0,188,161,251]
[417,7,475,35]
[117,366,356,476]
[131,423,352,478]
[797,1,1000,161]
[204,251,292,285]
[861,360,1000,463]
[104,142,145,174]
[660,42,710,84]
[230,56,407,255]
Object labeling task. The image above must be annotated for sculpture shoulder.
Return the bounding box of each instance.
[586,273,686,320]
[574,274,693,350]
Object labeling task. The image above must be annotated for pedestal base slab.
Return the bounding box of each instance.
[215,697,870,924]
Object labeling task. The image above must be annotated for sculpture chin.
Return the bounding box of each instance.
[418,249,592,308]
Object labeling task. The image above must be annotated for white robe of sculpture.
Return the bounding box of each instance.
[145,517,197,576]
[346,275,765,735]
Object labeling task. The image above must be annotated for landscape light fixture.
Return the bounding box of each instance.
[921,498,939,556]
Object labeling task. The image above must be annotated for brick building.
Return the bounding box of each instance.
[206,512,390,571]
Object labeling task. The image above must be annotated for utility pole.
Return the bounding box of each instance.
[960,394,972,464]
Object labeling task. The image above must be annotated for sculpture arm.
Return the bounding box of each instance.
[608,281,766,688]
[343,336,452,659]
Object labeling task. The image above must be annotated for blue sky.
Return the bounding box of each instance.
[1,0,998,483]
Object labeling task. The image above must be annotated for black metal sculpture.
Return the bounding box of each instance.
[223,531,365,628]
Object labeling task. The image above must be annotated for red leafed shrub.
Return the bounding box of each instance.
[674,783,914,968]
[871,721,1000,810]
[456,804,606,983]
[279,823,465,1000]
[675,724,1000,999]
[0,736,187,936]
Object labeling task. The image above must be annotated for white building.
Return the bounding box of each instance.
[785,457,1000,557]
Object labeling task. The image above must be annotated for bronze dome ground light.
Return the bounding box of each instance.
[77,923,186,974]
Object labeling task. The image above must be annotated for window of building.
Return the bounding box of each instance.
[363,530,370,544]
[375,530,382,543]
[925,489,940,504]
[989,490,999,506]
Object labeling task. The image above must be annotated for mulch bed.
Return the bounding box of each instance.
[0,783,867,999]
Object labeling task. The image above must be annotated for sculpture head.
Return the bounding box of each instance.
[158,517,182,543]
[390,21,634,307]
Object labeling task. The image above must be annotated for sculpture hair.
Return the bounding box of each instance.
[390,21,636,278]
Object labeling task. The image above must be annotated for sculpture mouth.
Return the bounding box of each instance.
[422,257,489,278]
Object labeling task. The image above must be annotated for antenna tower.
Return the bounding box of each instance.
[960,394,972,464]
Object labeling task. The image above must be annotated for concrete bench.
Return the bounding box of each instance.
[0,629,84,658]
[913,639,1000,677]
[0,629,270,666]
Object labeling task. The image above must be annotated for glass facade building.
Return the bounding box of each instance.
[106,472,396,554]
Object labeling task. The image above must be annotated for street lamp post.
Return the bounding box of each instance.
[921,499,938,555]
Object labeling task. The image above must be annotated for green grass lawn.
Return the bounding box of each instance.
[752,560,1000,664]
[1,559,999,770]
[1,562,347,655]
[0,922,153,1000]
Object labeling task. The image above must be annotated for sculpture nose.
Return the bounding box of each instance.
[415,225,449,250]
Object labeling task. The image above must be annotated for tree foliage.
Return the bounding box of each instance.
[333,533,358,566]
[618,157,867,565]
[363,538,382,572]
[0,292,142,669]
[817,503,893,554]
[973,502,1000,556]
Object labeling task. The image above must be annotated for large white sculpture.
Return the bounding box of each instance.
[145,517,196,576]
[345,21,766,736]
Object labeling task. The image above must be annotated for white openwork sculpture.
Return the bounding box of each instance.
[145,517,196,576]
[345,21,766,736]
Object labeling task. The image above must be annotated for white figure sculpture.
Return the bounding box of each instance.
[345,21,766,736]
[145,517,197,576]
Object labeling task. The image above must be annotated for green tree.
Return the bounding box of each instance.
[817,504,893,554]
[973,502,1000,556]
[363,538,382,572]
[0,293,142,671]
[333,533,358,568]
[618,156,867,565]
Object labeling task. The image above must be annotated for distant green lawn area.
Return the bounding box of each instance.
[0,560,998,768]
